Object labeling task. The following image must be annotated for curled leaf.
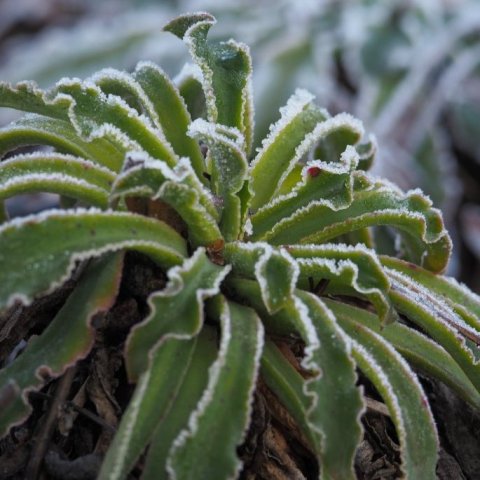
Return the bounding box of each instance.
[168,297,264,480]
[165,12,253,153]
[0,253,123,436]
[0,208,186,310]
[126,247,230,380]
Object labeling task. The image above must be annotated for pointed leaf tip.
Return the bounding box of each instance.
[164,12,216,39]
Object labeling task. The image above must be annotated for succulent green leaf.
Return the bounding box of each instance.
[326,299,480,409]
[159,181,222,248]
[100,325,219,480]
[0,116,125,172]
[338,315,439,479]
[224,242,298,314]
[110,155,174,198]
[188,120,247,195]
[288,243,396,324]
[91,68,147,113]
[92,64,207,183]
[167,298,264,480]
[0,78,179,167]
[255,177,451,273]
[250,145,359,238]
[0,152,115,208]
[126,248,230,380]
[133,62,207,181]
[313,114,365,164]
[175,63,206,121]
[163,12,215,43]
[188,119,248,240]
[99,337,198,480]
[141,328,218,480]
[111,154,221,247]
[355,135,377,171]
[381,256,480,331]
[225,277,297,336]
[0,81,70,120]
[111,153,218,219]
[0,252,123,436]
[53,79,179,166]
[0,208,187,310]
[296,292,364,480]
[387,268,480,393]
[249,90,328,210]
[165,13,254,154]
[227,277,363,477]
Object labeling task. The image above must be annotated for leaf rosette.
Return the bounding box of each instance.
[0,12,478,480]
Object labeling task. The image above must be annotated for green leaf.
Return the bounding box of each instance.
[53,80,179,166]
[287,243,396,324]
[133,62,207,182]
[0,79,180,167]
[99,327,218,480]
[0,152,114,208]
[111,155,221,247]
[99,337,198,480]
[338,315,439,479]
[111,153,218,219]
[91,68,146,113]
[92,64,207,184]
[224,242,298,314]
[0,208,187,310]
[158,180,222,248]
[141,328,218,480]
[0,81,69,120]
[167,298,264,480]
[175,64,206,121]
[126,248,230,380]
[0,252,123,436]
[0,152,116,190]
[249,90,328,210]
[255,177,451,273]
[387,268,480,393]
[188,119,248,241]
[325,299,480,409]
[227,277,363,478]
[250,145,359,238]
[296,292,364,480]
[0,116,125,172]
[355,135,377,171]
[165,13,254,154]
[381,256,480,331]
[313,113,365,164]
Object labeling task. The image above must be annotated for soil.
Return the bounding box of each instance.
[0,252,479,480]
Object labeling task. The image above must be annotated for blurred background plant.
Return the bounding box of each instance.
[1,0,479,290]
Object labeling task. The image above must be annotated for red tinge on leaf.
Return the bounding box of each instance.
[307,166,322,177]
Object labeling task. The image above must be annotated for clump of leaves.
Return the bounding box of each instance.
[0,12,479,480]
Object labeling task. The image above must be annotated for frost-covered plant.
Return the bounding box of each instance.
[0,12,480,480]
[3,1,480,210]
[185,0,480,243]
